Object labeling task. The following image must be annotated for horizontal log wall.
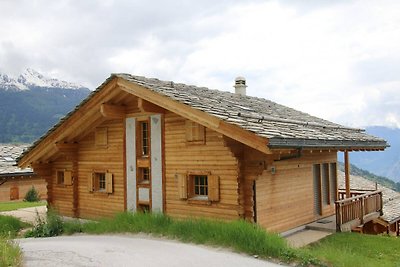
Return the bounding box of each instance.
[164,112,241,220]
[77,119,125,219]
[51,160,74,216]
[0,177,47,201]
[255,151,337,232]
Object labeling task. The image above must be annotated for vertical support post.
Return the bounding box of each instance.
[72,156,79,217]
[344,151,351,198]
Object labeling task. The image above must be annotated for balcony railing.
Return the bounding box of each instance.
[335,190,383,232]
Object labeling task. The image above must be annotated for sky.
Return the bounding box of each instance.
[0,0,399,128]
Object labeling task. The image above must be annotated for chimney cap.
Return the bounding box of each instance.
[234,76,247,96]
[235,76,246,85]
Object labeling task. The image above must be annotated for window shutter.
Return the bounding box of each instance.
[196,124,205,141]
[95,127,108,148]
[208,175,220,201]
[185,121,205,144]
[105,173,113,193]
[64,170,72,186]
[88,173,94,192]
[177,174,187,199]
[185,120,194,142]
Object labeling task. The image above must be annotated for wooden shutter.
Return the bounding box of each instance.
[88,173,94,192]
[208,175,220,201]
[64,170,72,186]
[95,127,108,148]
[185,121,205,144]
[105,173,113,193]
[177,174,187,199]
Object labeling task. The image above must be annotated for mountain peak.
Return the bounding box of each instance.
[0,68,87,91]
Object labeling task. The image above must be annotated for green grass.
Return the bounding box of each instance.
[0,201,46,212]
[63,212,320,265]
[0,215,24,267]
[304,233,400,267]
[0,215,27,238]
[0,237,21,267]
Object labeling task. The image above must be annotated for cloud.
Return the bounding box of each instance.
[0,0,399,128]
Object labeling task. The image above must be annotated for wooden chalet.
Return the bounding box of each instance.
[0,144,47,201]
[17,75,388,233]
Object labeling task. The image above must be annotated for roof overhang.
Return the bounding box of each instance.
[0,171,35,178]
[268,138,388,151]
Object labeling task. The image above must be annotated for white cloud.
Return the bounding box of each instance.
[0,0,399,128]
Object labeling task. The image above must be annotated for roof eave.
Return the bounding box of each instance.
[268,138,388,151]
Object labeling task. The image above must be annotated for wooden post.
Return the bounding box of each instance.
[344,151,351,198]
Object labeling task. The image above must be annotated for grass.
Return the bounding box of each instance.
[304,232,400,267]
[0,215,25,267]
[62,212,320,265]
[0,215,27,238]
[0,237,21,267]
[0,201,46,212]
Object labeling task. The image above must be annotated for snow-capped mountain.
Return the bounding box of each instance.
[0,69,90,143]
[0,68,86,91]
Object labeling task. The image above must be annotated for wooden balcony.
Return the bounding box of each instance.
[335,189,383,232]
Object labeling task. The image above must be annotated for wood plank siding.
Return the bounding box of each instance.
[255,151,337,232]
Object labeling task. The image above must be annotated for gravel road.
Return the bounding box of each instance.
[18,234,285,267]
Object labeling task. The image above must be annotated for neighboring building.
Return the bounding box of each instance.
[0,144,47,201]
[17,74,388,233]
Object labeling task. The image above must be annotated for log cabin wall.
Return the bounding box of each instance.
[0,176,47,201]
[164,112,241,220]
[254,151,337,233]
[77,119,125,219]
[51,160,74,217]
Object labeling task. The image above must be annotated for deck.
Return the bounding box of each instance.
[335,189,383,232]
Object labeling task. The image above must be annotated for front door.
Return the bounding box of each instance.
[126,115,163,213]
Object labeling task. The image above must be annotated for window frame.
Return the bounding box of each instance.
[190,174,208,199]
[57,170,65,185]
[89,170,113,194]
[139,120,150,157]
[177,172,219,203]
[94,172,106,192]
[138,167,150,184]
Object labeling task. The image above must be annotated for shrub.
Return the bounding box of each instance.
[25,209,63,238]
[24,186,40,202]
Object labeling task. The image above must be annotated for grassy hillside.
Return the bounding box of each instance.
[338,162,400,192]
[0,87,89,143]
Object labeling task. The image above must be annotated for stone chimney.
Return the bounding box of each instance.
[234,76,247,96]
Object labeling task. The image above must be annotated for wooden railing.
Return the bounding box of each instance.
[337,189,376,200]
[335,190,383,231]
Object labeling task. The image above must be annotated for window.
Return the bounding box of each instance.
[138,167,150,184]
[57,170,64,185]
[177,172,219,202]
[193,175,208,196]
[185,120,205,144]
[96,173,106,191]
[56,170,72,186]
[140,121,149,156]
[88,171,113,193]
